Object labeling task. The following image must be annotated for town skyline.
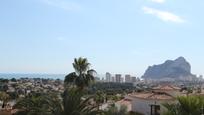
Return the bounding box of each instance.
[0,56,203,78]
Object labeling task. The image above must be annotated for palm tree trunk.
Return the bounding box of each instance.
[2,101,5,108]
[97,104,100,111]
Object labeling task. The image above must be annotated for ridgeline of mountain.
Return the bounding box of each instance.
[142,57,195,80]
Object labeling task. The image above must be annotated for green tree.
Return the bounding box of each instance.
[14,93,59,115]
[0,91,10,108]
[94,91,106,110]
[0,78,9,83]
[104,104,128,115]
[11,78,17,82]
[163,96,204,115]
[64,57,96,90]
[14,88,100,115]
[62,88,100,115]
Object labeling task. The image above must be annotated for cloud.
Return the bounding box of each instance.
[42,0,80,11]
[151,0,165,4]
[142,6,185,23]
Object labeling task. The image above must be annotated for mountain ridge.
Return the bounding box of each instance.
[142,57,196,80]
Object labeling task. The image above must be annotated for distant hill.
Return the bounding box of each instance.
[142,57,196,81]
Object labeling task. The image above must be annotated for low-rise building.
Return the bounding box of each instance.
[126,92,175,115]
[152,85,182,97]
[116,99,132,112]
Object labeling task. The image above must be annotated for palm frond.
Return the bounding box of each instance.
[64,72,77,84]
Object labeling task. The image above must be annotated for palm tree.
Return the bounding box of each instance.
[14,57,99,115]
[64,57,96,90]
[14,93,59,115]
[104,104,128,115]
[94,91,106,110]
[62,88,100,115]
[0,91,10,108]
[163,96,204,115]
[14,88,100,115]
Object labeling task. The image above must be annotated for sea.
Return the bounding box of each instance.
[0,73,66,80]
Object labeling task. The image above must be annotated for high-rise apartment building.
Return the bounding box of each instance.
[115,74,122,83]
[125,74,131,83]
[111,77,115,82]
[105,72,111,82]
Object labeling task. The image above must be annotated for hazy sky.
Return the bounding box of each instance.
[0,0,204,77]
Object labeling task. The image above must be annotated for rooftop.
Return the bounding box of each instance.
[152,85,181,90]
[129,92,175,100]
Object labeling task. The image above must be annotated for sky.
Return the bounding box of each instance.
[0,0,204,77]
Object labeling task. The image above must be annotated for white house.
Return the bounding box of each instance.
[126,92,175,115]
